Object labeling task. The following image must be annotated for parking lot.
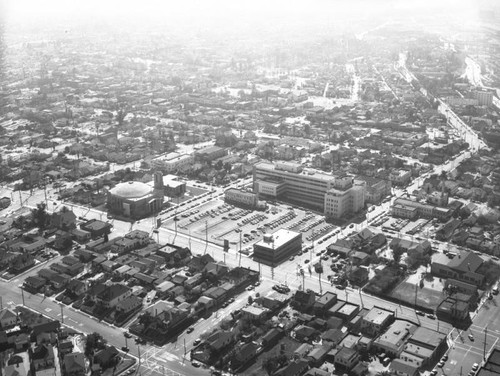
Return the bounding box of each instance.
[162,199,339,253]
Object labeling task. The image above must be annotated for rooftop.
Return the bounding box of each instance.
[363,307,394,326]
[254,228,301,250]
[109,181,153,199]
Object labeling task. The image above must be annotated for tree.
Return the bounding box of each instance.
[84,332,107,357]
[32,202,49,230]
[392,247,404,265]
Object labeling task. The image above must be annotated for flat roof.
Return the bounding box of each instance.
[402,343,433,359]
[363,307,393,326]
[254,229,301,250]
[336,303,358,317]
[410,327,446,349]
[376,320,417,350]
[255,162,337,183]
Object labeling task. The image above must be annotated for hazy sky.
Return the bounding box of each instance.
[3,0,480,25]
[1,0,488,39]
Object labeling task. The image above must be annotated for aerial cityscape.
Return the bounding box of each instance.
[2,0,500,375]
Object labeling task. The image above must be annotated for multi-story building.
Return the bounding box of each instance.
[151,153,194,173]
[194,146,227,162]
[389,169,412,186]
[373,320,418,357]
[360,307,394,337]
[357,177,391,204]
[324,177,365,219]
[225,188,264,210]
[253,162,365,218]
[253,229,302,266]
[473,89,493,106]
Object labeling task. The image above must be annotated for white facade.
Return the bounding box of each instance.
[324,180,366,219]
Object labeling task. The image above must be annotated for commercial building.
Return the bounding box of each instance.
[436,294,469,322]
[360,307,394,337]
[151,153,194,173]
[373,320,418,357]
[253,229,302,266]
[253,162,365,218]
[107,180,163,219]
[194,146,227,162]
[477,347,500,376]
[399,327,447,369]
[224,188,264,210]
[391,198,453,221]
[431,249,484,287]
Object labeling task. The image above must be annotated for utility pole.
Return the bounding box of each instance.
[358,288,364,308]
[204,220,208,255]
[21,287,25,306]
[484,326,488,361]
[60,304,64,324]
[43,178,48,209]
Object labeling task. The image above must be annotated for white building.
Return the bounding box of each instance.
[324,176,366,219]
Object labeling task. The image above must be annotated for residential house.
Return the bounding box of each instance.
[115,296,142,316]
[262,328,284,349]
[31,344,55,371]
[231,342,258,369]
[294,325,318,342]
[334,346,360,371]
[307,346,331,367]
[314,292,337,315]
[187,254,215,272]
[348,266,369,286]
[241,306,269,322]
[24,276,46,291]
[93,346,119,370]
[63,352,86,376]
[157,244,192,267]
[274,359,309,376]
[80,219,112,239]
[71,228,91,243]
[58,341,74,357]
[51,210,77,230]
[0,308,18,329]
[95,284,132,308]
[305,368,332,376]
[292,290,316,312]
[321,329,347,347]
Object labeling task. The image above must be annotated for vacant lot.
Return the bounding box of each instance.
[389,279,446,310]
